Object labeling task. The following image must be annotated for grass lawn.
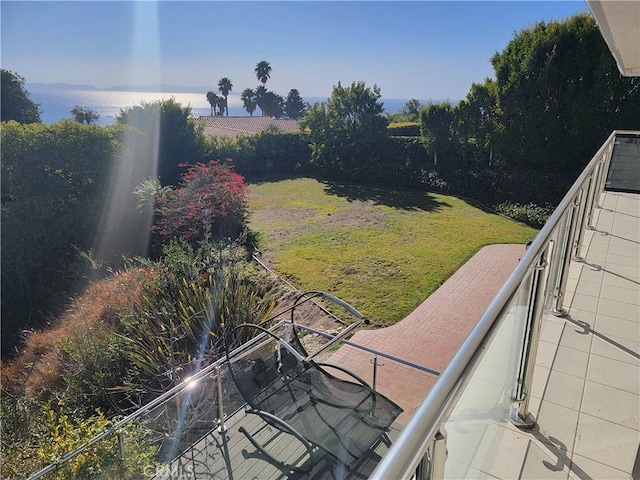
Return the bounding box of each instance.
[248,177,538,326]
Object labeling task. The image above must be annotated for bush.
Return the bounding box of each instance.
[1,120,120,355]
[153,160,249,246]
[387,122,420,137]
[494,201,555,229]
[118,241,278,400]
[418,167,568,228]
[205,131,311,178]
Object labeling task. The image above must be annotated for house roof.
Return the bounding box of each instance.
[195,116,301,137]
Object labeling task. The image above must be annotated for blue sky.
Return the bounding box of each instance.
[2,1,589,100]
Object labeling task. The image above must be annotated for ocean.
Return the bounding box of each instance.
[26,84,417,126]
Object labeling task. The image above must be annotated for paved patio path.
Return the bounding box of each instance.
[329,243,526,424]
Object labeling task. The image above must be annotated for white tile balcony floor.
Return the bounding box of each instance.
[486,190,639,479]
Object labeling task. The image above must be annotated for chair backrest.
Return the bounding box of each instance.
[225,323,305,408]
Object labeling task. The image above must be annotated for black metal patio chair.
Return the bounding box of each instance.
[224,292,403,474]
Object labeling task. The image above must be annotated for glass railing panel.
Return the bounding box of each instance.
[442,269,533,479]
[544,206,572,311]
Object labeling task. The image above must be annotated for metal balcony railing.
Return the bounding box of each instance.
[371,130,638,479]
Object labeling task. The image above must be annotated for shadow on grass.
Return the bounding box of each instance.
[322,180,451,212]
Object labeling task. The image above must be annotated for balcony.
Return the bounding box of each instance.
[28,131,639,480]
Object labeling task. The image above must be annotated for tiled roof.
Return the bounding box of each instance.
[195,115,300,137]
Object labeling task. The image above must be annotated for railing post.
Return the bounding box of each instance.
[585,163,600,229]
[415,428,447,480]
[117,428,127,476]
[510,245,551,428]
[551,193,580,316]
[572,176,592,262]
[372,354,379,392]
[216,366,227,434]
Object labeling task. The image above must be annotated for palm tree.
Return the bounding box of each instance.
[254,85,268,116]
[217,77,233,116]
[254,61,272,86]
[241,88,257,116]
[216,97,226,117]
[206,91,218,116]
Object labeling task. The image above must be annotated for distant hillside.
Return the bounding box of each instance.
[26,82,211,93]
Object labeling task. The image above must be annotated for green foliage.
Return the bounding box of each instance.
[35,407,158,480]
[217,77,233,116]
[1,396,158,480]
[153,160,249,245]
[491,13,640,172]
[419,101,457,169]
[260,90,285,118]
[380,136,431,185]
[206,90,219,116]
[419,167,567,228]
[301,81,389,180]
[387,122,420,137]
[241,88,257,116]
[58,324,131,414]
[387,98,422,123]
[255,60,272,85]
[1,393,47,479]
[1,120,119,353]
[494,201,555,229]
[119,241,277,397]
[0,69,41,123]
[205,131,311,177]
[284,88,307,119]
[116,98,207,186]
[71,106,100,124]
[453,80,501,168]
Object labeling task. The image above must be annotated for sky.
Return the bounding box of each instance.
[2,1,590,101]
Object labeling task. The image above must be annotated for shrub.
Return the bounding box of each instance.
[1,120,119,355]
[153,160,249,246]
[387,122,420,137]
[494,201,555,229]
[118,241,277,400]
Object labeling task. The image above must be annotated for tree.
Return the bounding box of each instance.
[116,99,206,186]
[400,99,421,121]
[300,81,389,179]
[71,106,100,124]
[241,88,257,116]
[255,60,272,86]
[261,91,284,118]
[491,13,640,172]
[419,101,455,168]
[453,80,501,167]
[217,77,233,116]
[254,85,268,116]
[216,96,226,116]
[206,91,219,116]
[284,89,306,119]
[1,69,41,123]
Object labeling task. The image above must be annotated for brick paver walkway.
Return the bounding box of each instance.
[329,243,526,424]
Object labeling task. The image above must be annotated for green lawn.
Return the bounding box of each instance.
[248,177,538,326]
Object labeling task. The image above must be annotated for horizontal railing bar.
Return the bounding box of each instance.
[294,323,441,377]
